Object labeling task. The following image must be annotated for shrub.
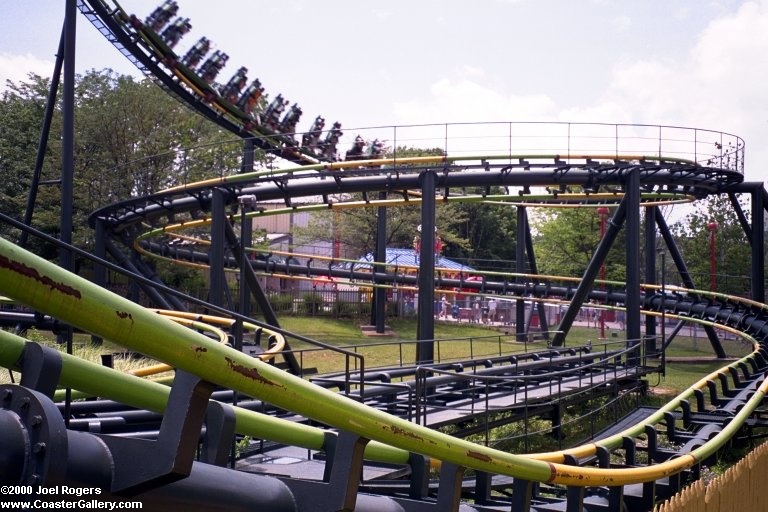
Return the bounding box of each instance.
[270,293,294,314]
[302,292,323,315]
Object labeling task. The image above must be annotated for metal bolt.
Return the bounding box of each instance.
[20,397,30,409]
[1,389,11,402]
[27,474,40,485]
[33,442,46,454]
[30,415,43,427]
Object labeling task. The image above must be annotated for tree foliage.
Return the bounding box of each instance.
[532,206,626,280]
[292,146,521,266]
[0,69,249,255]
[2,71,756,297]
[442,190,518,269]
[0,74,62,257]
[670,195,752,296]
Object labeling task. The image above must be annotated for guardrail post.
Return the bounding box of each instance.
[474,471,493,505]
[19,342,63,398]
[550,401,563,443]
[320,431,369,511]
[564,454,585,512]
[435,462,464,512]
[512,477,535,512]
[98,370,216,494]
[408,453,430,499]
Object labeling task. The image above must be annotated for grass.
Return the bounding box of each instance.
[651,362,726,395]
[2,318,753,397]
[0,328,165,385]
[280,317,578,374]
[279,318,756,395]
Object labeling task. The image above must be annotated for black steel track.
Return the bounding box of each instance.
[2,2,765,511]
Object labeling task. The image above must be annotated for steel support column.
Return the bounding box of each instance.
[516,206,527,342]
[523,209,551,339]
[239,140,255,321]
[222,218,281,329]
[209,188,228,308]
[644,206,657,339]
[60,0,75,274]
[103,239,172,308]
[222,215,302,374]
[625,169,642,351]
[416,171,436,362]
[234,197,251,367]
[59,0,76,363]
[373,191,388,333]
[19,26,65,248]
[751,187,765,303]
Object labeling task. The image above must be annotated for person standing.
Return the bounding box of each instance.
[472,299,482,324]
[440,295,449,318]
[488,298,497,324]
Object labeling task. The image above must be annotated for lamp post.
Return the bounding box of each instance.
[597,206,610,339]
[707,221,718,292]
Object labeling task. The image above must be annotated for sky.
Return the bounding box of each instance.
[1,0,767,188]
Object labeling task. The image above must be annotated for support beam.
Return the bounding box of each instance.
[728,192,753,245]
[60,0,75,275]
[552,198,627,346]
[222,214,302,374]
[373,191,387,333]
[625,169,642,350]
[209,189,228,308]
[416,171,437,362]
[644,205,657,339]
[19,26,65,248]
[751,188,765,303]
[132,250,185,310]
[238,140,255,322]
[516,206,527,342]
[523,210,550,339]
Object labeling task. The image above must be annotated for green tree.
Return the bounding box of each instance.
[0,70,249,255]
[0,74,62,257]
[670,195,751,296]
[293,145,469,260]
[532,206,626,280]
[444,189,518,269]
[294,199,469,260]
[73,69,237,215]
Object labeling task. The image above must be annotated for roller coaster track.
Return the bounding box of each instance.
[4,152,768,510]
[1,0,766,510]
[2,230,768,511]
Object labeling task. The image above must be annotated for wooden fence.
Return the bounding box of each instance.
[654,442,768,512]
